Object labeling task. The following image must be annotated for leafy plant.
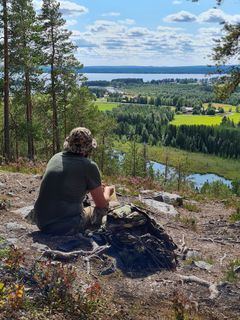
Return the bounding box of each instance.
[183,202,201,213]
[225,259,240,283]
[229,207,240,223]
[31,260,101,317]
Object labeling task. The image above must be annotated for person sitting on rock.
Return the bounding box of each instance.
[29,127,114,235]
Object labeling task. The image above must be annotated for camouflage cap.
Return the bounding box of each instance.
[63,127,97,156]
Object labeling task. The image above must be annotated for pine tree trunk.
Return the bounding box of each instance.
[3,0,10,162]
[25,71,34,160]
[50,28,60,154]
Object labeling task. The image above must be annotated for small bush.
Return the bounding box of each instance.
[229,208,240,223]
[201,181,232,199]
[225,259,240,283]
[32,260,101,317]
[183,203,201,213]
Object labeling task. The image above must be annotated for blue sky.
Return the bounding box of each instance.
[35,0,240,66]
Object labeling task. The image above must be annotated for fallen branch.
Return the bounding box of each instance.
[16,180,27,188]
[219,253,227,266]
[177,274,222,299]
[42,244,110,261]
[198,237,227,245]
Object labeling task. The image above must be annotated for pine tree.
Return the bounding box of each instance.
[9,0,41,160]
[0,0,11,161]
[39,0,81,154]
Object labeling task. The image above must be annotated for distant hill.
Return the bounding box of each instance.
[81,65,236,74]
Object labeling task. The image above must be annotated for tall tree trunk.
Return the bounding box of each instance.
[25,71,34,160]
[63,86,67,138]
[50,27,60,154]
[3,0,10,162]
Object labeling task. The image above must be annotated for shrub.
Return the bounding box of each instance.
[232,179,240,196]
[201,181,232,199]
[225,259,240,283]
[229,207,240,223]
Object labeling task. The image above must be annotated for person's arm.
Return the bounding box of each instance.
[90,185,114,209]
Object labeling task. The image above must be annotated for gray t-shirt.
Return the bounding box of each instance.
[34,151,101,230]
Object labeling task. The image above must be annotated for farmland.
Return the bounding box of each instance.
[95,99,119,111]
[170,113,240,126]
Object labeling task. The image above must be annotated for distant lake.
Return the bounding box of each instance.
[150,161,232,189]
[84,73,217,82]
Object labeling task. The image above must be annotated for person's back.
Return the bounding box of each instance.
[34,151,101,233]
[29,127,114,236]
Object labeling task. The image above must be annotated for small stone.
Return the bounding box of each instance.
[233,265,240,273]
[33,174,42,179]
[7,192,15,197]
[5,222,27,231]
[12,205,34,218]
[185,250,200,260]
[193,260,212,271]
[31,243,49,252]
[6,238,18,245]
[139,190,183,206]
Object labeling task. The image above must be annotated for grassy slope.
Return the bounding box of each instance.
[115,141,240,180]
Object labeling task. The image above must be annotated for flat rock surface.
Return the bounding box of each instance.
[141,198,178,217]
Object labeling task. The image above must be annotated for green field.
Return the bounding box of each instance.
[115,141,240,180]
[95,100,119,111]
[171,113,240,126]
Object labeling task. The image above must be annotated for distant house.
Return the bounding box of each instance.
[182,106,193,113]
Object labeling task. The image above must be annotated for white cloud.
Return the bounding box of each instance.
[59,1,88,16]
[118,19,135,25]
[164,8,240,24]
[164,11,197,23]
[102,12,120,17]
[73,19,223,65]
[32,0,88,16]
[199,8,240,24]
[65,19,78,27]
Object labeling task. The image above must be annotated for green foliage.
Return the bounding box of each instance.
[225,259,240,283]
[116,141,240,181]
[231,179,240,196]
[201,181,232,199]
[121,140,147,177]
[183,203,201,213]
[165,124,240,159]
[111,104,174,145]
[229,207,240,223]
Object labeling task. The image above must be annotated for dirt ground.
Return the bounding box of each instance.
[0,172,240,320]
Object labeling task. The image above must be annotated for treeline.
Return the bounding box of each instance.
[121,83,240,106]
[164,124,240,159]
[107,92,203,111]
[0,0,114,164]
[111,104,174,145]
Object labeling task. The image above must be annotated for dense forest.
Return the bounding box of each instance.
[110,105,174,145]
[0,0,114,166]
[164,123,240,159]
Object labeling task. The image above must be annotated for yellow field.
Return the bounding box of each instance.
[171,113,240,126]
